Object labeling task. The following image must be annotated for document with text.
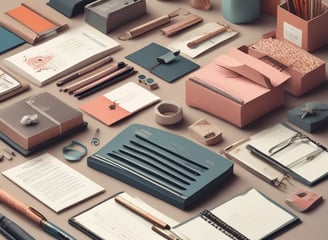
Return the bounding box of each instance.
[2,153,105,212]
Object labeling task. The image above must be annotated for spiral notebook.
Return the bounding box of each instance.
[173,188,300,240]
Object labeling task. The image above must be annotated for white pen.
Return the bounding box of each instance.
[287,148,324,168]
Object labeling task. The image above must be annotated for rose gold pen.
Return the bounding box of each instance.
[56,56,113,86]
[0,189,76,240]
[187,24,229,48]
[63,62,125,94]
[72,65,132,96]
[114,195,170,230]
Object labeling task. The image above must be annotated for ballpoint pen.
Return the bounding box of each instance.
[114,195,170,230]
[0,213,36,240]
[0,189,76,240]
[152,226,183,240]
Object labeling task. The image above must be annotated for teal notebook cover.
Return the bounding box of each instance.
[0,27,25,54]
[47,0,96,18]
[126,42,200,82]
[87,124,234,210]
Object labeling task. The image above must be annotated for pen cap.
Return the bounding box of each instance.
[221,0,260,24]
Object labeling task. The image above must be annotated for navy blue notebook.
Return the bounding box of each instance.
[126,42,200,83]
[0,26,25,54]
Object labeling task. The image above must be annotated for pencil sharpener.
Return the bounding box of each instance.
[189,118,223,145]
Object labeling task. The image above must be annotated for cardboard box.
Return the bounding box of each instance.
[186,47,290,128]
[248,33,326,96]
[261,0,280,16]
[276,2,328,52]
[85,0,146,33]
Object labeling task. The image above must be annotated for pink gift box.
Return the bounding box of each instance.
[186,47,290,128]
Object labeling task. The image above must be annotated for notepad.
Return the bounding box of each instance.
[246,123,328,186]
[69,192,178,240]
[87,124,233,209]
[173,188,300,240]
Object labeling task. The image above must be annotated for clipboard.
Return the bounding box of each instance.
[222,138,289,189]
[245,123,328,186]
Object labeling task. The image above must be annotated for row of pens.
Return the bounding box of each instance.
[56,55,136,99]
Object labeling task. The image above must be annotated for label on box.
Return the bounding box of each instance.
[283,22,302,47]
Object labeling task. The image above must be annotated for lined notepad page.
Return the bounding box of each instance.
[71,192,178,240]
[174,188,296,240]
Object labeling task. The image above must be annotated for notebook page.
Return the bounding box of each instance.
[212,188,295,239]
[173,215,232,240]
[71,192,178,240]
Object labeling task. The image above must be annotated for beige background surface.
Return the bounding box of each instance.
[1,0,328,239]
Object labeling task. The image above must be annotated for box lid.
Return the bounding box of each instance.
[191,47,290,104]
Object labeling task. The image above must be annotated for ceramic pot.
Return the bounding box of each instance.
[221,0,260,23]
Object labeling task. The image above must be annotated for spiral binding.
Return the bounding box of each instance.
[200,209,249,240]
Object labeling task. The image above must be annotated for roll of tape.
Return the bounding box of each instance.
[154,100,183,125]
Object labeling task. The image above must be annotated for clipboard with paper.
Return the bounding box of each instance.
[245,123,328,186]
[222,138,289,189]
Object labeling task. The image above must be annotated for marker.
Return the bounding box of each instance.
[0,189,76,240]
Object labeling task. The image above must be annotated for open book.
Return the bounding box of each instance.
[173,188,300,240]
[3,25,120,86]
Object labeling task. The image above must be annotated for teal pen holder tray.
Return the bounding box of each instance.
[87,124,234,210]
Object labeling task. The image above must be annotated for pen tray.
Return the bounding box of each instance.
[87,124,233,210]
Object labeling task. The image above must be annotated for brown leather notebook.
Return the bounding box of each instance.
[0,92,83,150]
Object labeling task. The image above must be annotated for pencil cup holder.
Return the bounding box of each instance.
[221,0,260,24]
